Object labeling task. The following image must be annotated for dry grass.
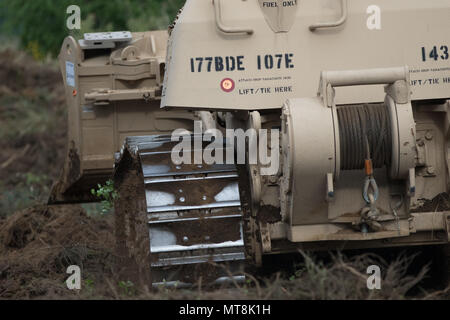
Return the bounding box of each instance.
[0,204,448,300]
[55,250,447,300]
[142,251,436,300]
[0,48,66,217]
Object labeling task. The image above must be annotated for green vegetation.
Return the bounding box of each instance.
[0,50,65,216]
[0,0,185,59]
[118,280,136,297]
[0,89,63,141]
[0,173,52,216]
[91,180,119,214]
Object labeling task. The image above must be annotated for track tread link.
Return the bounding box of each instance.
[114,135,247,286]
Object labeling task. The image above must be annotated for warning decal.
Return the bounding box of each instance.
[221,78,235,93]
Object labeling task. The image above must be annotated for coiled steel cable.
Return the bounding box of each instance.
[337,103,392,170]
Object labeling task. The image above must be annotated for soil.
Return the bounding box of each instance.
[412,193,450,212]
[113,147,152,289]
[258,205,282,224]
[0,48,67,211]
[0,204,115,299]
[0,49,118,299]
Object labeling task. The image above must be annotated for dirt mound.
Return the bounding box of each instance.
[0,48,67,216]
[0,49,62,96]
[0,205,114,299]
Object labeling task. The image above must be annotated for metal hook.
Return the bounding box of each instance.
[363,176,379,204]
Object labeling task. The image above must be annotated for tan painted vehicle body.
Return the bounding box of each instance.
[162,0,450,255]
[53,0,450,282]
[50,31,195,203]
[162,0,450,109]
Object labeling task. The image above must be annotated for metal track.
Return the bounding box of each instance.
[123,135,246,286]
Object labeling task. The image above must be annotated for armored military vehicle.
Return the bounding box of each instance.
[52,0,450,286]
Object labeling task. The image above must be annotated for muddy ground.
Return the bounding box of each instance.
[0,48,449,300]
[1,203,449,300]
[0,48,115,299]
[0,204,115,299]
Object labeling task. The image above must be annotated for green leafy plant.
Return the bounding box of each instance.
[84,278,94,294]
[118,280,135,296]
[0,172,53,216]
[90,179,118,214]
[85,278,94,287]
